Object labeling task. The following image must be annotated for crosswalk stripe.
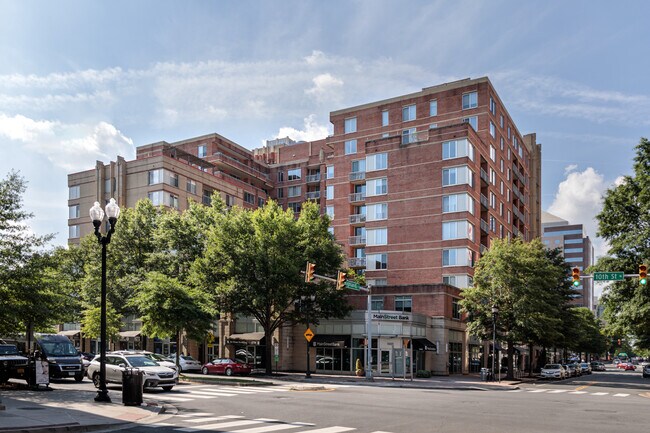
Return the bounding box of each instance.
[547,390,568,394]
[507,389,523,392]
[176,420,263,432]
[144,423,175,427]
[175,413,215,417]
[591,392,609,396]
[156,396,195,402]
[187,416,246,423]
[528,389,548,393]
[613,393,630,397]
[297,428,356,433]
[238,386,280,392]
[224,424,303,433]
[206,387,258,394]
[569,391,588,394]
[171,393,215,399]
[184,390,238,397]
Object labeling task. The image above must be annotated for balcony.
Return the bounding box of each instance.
[212,152,271,188]
[349,192,366,203]
[401,130,429,146]
[480,193,489,210]
[305,191,321,200]
[512,165,527,186]
[306,173,321,184]
[349,213,367,225]
[349,171,366,183]
[480,168,489,184]
[480,244,488,255]
[512,186,526,205]
[480,219,489,234]
[513,206,525,222]
[349,236,366,246]
[348,257,367,268]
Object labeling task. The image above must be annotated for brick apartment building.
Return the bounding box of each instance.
[66,77,541,376]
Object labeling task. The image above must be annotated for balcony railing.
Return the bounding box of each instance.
[480,168,489,184]
[512,165,527,186]
[349,214,367,224]
[512,186,526,205]
[349,192,366,203]
[305,191,321,200]
[480,219,489,234]
[401,130,428,146]
[349,236,366,246]
[349,171,366,182]
[212,152,269,180]
[480,244,488,255]
[480,194,489,209]
[348,257,367,268]
[306,174,321,183]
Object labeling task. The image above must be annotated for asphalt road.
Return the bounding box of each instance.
[52,365,650,433]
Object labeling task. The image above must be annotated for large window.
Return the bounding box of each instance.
[326,185,334,200]
[430,100,438,116]
[69,204,80,219]
[148,169,163,185]
[351,159,366,173]
[402,104,416,121]
[367,228,387,246]
[366,153,387,171]
[366,253,387,270]
[345,139,357,155]
[442,166,473,187]
[462,91,478,109]
[366,178,387,196]
[148,190,164,206]
[442,220,474,241]
[442,193,474,214]
[69,225,80,239]
[463,116,478,131]
[186,179,197,194]
[382,110,389,126]
[367,203,387,221]
[443,275,473,289]
[288,202,301,213]
[326,205,334,218]
[443,248,475,267]
[288,186,301,198]
[442,139,474,161]
[401,127,417,145]
[344,117,357,134]
[287,168,301,181]
[371,296,384,310]
[326,165,334,179]
[395,296,412,312]
[69,185,80,200]
[243,192,255,204]
[198,145,207,158]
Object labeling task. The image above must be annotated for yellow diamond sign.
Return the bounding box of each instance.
[304,328,315,342]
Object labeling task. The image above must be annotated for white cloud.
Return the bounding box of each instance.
[0,113,57,141]
[273,115,330,143]
[564,164,578,174]
[305,73,344,103]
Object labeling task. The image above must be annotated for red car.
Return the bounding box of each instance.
[201,358,251,376]
[617,362,636,371]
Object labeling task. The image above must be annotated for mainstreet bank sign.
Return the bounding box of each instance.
[370,312,412,321]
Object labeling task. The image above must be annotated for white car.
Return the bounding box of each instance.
[87,353,178,391]
[170,354,202,372]
[540,364,566,380]
[111,350,178,372]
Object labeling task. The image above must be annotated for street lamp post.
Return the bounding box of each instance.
[89,198,120,403]
[298,295,315,379]
[491,305,499,382]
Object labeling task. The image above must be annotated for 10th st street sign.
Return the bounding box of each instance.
[593,272,624,281]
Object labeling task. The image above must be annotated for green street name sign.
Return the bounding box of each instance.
[344,280,361,290]
[593,272,624,281]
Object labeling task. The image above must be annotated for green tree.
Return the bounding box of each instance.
[594,137,650,350]
[81,301,122,345]
[569,307,607,358]
[191,200,351,374]
[461,238,568,379]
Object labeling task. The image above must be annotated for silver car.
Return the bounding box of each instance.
[540,364,566,380]
[87,353,178,391]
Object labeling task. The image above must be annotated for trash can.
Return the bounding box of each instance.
[122,368,143,406]
[480,368,489,382]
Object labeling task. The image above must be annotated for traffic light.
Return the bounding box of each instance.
[571,267,580,287]
[639,264,647,285]
[336,271,347,290]
[305,262,315,283]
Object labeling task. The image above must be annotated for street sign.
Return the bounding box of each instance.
[593,272,624,281]
[304,328,314,342]
[344,280,361,290]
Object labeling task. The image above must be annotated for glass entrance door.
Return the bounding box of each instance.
[380,350,391,374]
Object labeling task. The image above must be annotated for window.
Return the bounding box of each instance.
[225,195,235,207]
[277,171,284,182]
[244,192,255,204]
[490,145,496,162]
[500,115,504,128]
[367,178,387,196]
[366,153,388,171]
[69,204,80,219]
[104,179,111,194]
[443,248,475,267]
[288,186,301,198]
[442,220,474,241]
[366,228,387,246]
[69,185,81,200]
[69,225,80,238]
[500,159,504,173]
[463,116,478,131]
[442,139,474,161]
[490,168,496,185]
[401,128,417,144]
[367,279,387,287]
[462,91,478,109]
[326,205,334,218]
[288,202,301,213]
[186,179,197,194]
[452,299,462,320]
[382,110,389,126]
[395,296,412,312]
[429,123,438,129]
[367,203,388,221]
[489,97,496,115]
[565,256,583,262]
[344,117,357,134]
[288,168,301,181]
[148,169,163,185]
[351,159,366,173]
[326,185,334,200]
[148,190,164,206]
[564,238,583,244]
[366,253,387,270]
[277,188,284,198]
[507,126,511,139]
[198,145,207,158]
[564,248,584,253]
[489,121,496,138]
[371,296,384,311]
[326,165,334,179]
[442,193,474,214]
[442,166,473,187]
[402,104,416,121]
[202,189,212,205]
[168,173,178,188]
[345,139,357,155]
[430,100,438,116]
[443,275,473,289]
[169,194,179,209]
[500,137,504,151]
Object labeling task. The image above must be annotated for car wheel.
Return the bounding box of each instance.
[225,367,233,376]
[92,373,100,388]
[161,386,173,391]
[202,367,209,375]
[74,372,84,383]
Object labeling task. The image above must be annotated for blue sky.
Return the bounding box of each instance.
[1,0,648,265]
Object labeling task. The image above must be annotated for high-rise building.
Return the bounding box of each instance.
[541,211,595,310]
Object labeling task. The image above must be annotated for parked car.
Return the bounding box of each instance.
[540,364,566,380]
[590,361,606,371]
[201,358,251,376]
[169,354,202,372]
[35,334,84,382]
[87,352,178,391]
[579,362,592,375]
[0,343,29,384]
[111,351,177,372]
[643,363,650,378]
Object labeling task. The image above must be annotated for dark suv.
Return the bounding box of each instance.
[643,363,650,379]
[0,344,29,384]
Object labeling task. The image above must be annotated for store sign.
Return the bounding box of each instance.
[225,338,261,345]
[370,312,412,321]
[311,340,346,348]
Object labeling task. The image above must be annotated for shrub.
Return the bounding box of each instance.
[416,370,431,378]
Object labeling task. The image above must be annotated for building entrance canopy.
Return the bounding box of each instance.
[225,332,265,346]
[411,337,437,352]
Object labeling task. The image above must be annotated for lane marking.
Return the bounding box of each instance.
[183,390,238,397]
[175,413,214,417]
[528,389,548,393]
[176,420,263,432]
[187,416,246,423]
[569,391,588,394]
[155,396,194,402]
[226,424,303,433]
[591,392,609,396]
[575,382,596,391]
[297,428,356,433]
[613,393,630,397]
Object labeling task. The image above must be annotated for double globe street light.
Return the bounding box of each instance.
[89,198,120,403]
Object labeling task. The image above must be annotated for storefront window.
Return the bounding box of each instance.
[448,342,463,374]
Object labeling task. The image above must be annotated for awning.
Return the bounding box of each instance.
[411,338,437,352]
[119,331,141,338]
[225,332,265,346]
[310,335,350,348]
[58,330,80,337]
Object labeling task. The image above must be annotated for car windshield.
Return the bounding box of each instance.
[544,364,561,369]
[125,356,159,367]
[151,353,171,361]
[181,355,196,360]
[39,340,78,356]
[0,345,19,355]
